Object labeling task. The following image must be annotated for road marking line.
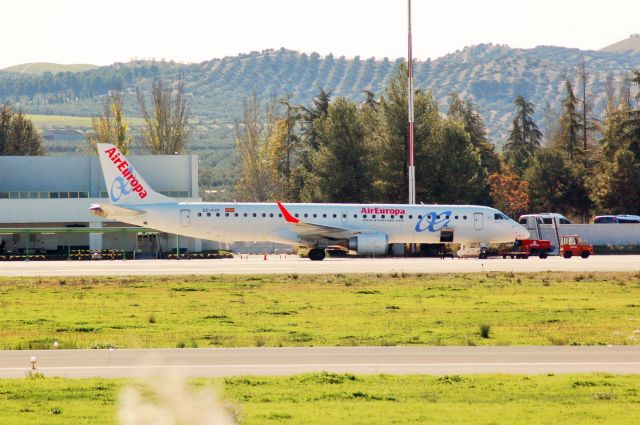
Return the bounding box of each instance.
[2,362,640,371]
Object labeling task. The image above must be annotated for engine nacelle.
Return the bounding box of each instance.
[348,233,388,255]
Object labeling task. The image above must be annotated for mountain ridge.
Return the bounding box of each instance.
[1,44,639,145]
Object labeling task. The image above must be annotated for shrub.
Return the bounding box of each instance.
[480,324,491,338]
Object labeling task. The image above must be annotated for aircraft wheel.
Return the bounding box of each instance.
[563,251,573,259]
[308,248,326,261]
[581,251,590,259]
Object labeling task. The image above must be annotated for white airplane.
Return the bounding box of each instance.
[90,143,530,260]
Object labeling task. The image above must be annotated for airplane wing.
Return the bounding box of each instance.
[276,202,360,241]
[89,203,145,219]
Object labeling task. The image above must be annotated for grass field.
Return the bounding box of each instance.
[26,114,145,128]
[1,272,639,350]
[0,373,639,424]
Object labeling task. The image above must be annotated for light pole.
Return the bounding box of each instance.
[407,0,416,205]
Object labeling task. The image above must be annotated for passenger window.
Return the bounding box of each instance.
[381,215,385,219]
[408,215,413,219]
[455,215,459,220]
[295,213,299,217]
[353,214,357,218]
[252,213,257,217]
[372,215,376,219]
[197,212,202,217]
[269,213,274,217]
[399,215,404,219]
[262,213,266,217]
[206,213,211,217]
[418,215,423,219]
[323,214,327,218]
[278,213,282,218]
[216,213,220,217]
[243,213,248,217]
[304,214,308,218]
[234,213,239,217]
[225,213,229,217]
[363,214,367,218]
[463,215,467,219]
[342,214,347,218]
[313,214,317,218]
[390,215,394,219]
[333,214,337,218]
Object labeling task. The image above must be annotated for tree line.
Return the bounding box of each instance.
[0,76,191,157]
[235,63,640,220]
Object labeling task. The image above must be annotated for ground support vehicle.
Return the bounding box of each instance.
[502,239,551,259]
[559,235,593,259]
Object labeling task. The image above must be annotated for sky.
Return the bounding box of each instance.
[1,0,639,69]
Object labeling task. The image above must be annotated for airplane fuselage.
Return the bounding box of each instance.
[107,201,529,247]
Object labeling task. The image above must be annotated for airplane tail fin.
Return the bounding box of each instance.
[96,143,174,205]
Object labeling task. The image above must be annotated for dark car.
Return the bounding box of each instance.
[594,215,640,224]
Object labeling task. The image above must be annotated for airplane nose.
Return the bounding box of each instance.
[516,226,530,240]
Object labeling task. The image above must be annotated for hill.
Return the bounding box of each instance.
[600,34,640,52]
[1,62,98,75]
[1,46,640,189]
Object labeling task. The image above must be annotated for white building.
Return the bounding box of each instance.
[0,153,204,258]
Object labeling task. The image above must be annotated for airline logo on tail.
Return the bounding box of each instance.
[104,147,148,201]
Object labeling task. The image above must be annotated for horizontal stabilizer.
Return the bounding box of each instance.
[89,203,145,219]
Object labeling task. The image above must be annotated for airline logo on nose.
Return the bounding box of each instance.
[104,147,148,200]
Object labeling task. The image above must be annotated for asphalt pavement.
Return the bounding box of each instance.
[1,254,639,276]
[1,346,639,378]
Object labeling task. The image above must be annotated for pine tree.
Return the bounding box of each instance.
[504,95,542,173]
[555,80,583,161]
[301,98,372,202]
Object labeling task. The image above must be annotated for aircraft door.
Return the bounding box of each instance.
[341,211,348,223]
[474,212,483,230]
[180,209,190,227]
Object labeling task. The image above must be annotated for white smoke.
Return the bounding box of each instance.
[117,376,238,425]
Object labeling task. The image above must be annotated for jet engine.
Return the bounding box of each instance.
[348,233,388,255]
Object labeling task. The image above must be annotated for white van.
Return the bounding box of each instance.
[518,213,573,225]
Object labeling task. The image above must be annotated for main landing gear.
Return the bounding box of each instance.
[308,248,326,261]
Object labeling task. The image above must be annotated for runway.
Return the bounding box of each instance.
[1,254,640,276]
[1,346,639,378]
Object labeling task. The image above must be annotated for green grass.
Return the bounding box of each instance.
[1,373,639,424]
[1,272,640,349]
[26,114,145,128]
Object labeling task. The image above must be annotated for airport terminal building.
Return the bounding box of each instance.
[0,153,205,258]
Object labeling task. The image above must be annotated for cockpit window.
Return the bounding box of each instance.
[494,213,503,220]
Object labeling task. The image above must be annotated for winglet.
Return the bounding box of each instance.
[277,202,300,224]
